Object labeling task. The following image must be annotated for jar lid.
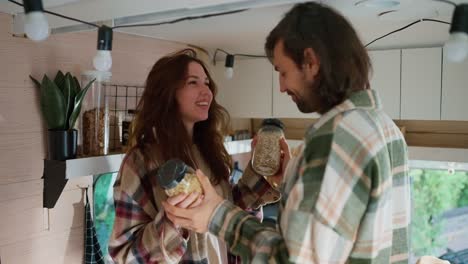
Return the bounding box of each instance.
[261,118,284,130]
[157,159,187,189]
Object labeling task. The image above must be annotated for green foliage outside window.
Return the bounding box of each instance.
[411,169,468,257]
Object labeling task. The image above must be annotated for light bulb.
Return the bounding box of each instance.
[444,32,468,63]
[24,11,49,41]
[93,50,112,71]
[225,67,234,79]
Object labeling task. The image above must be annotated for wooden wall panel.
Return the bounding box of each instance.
[0,86,43,133]
[0,12,186,263]
[0,132,45,184]
[0,194,44,246]
[0,228,84,264]
[0,179,43,202]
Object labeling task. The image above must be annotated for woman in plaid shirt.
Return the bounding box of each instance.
[108,49,280,263]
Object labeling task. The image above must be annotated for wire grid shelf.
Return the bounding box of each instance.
[104,84,144,153]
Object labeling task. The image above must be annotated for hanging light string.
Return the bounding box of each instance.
[7,0,246,30]
[7,0,100,28]
[213,48,266,65]
[112,9,246,29]
[7,0,456,60]
[213,18,451,62]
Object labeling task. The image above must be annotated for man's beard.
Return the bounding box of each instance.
[295,81,317,113]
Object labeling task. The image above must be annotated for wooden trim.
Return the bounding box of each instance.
[252,118,468,149]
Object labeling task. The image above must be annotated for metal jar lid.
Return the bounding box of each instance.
[261,118,285,130]
[157,159,187,189]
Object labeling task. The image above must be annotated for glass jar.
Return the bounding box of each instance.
[121,109,135,150]
[157,159,203,197]
[251,118,285,176]
[78,71,111,157]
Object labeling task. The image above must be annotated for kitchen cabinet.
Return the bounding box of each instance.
[272,71,320,118]
[214,47,465,122]
[441,52,468,121]
[401,47,442,120]
[213,58,272,118]
[368,49,401,119]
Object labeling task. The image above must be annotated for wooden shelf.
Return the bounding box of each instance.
[43,154,124,208]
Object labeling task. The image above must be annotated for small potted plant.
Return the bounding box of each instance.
[30,71,95,160]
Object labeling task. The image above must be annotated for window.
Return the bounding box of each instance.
[410,161,468,263]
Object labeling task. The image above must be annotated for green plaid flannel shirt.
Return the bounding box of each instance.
[209,89,411,264]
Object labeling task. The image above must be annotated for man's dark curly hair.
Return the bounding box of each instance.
[265,2,372,114]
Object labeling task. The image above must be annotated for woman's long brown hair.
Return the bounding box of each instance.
[129,49,232,184]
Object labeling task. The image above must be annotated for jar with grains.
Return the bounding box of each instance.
[78,71,111,157]
[157,159,203,197]
[251,118,285,177]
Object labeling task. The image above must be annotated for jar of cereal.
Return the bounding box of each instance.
[157,159,203,197]
[251,118,285,177]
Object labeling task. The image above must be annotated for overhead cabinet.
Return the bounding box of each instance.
[401,47,442,120]
[368,49,401,119]
[441,52,468,121]
[214,47,466,121]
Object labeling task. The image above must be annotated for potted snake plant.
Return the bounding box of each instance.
[30,71,95,160]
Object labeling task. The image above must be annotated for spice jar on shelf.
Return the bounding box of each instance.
[157,159,203,197]
[121,109,135,150]
[251,118,285,177]
[78,71,111,157]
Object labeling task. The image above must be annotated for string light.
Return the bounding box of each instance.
[93,26,113,72]
[444,4,468,62]
[22,0,49,41]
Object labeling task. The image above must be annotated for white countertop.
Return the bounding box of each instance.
[62,140,468,179]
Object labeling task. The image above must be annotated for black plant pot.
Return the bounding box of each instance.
[47,129,77,160]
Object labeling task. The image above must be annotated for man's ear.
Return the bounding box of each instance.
[303,48,320,78]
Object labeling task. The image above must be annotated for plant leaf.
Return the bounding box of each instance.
[54,71,66,90]
[62,76,76,129]
[29,75,41,89]
[73,76,81,93]
[69,78,95,129]
[41,75,66,129]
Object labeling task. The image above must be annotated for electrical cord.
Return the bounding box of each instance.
[8,0,454,58]
[213,48,266,65]
[112,9,246,29]
[432,0,457,7]
[7,0,247,30]
[365,18,450,47]
[213,18,451,63]
[7,0,100,28]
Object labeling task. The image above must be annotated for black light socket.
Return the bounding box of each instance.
[23,0,44,13]
[225,54,235,68]
[97,25,113,51]
[450,4,468,34]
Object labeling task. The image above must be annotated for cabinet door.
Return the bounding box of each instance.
[401,47,442,120]
[212,58,272,118]
[368,50,401,119]
[272,71,320,118]
[442,53,468,121]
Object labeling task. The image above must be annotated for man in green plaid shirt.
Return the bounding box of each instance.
[163,2,411,263]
